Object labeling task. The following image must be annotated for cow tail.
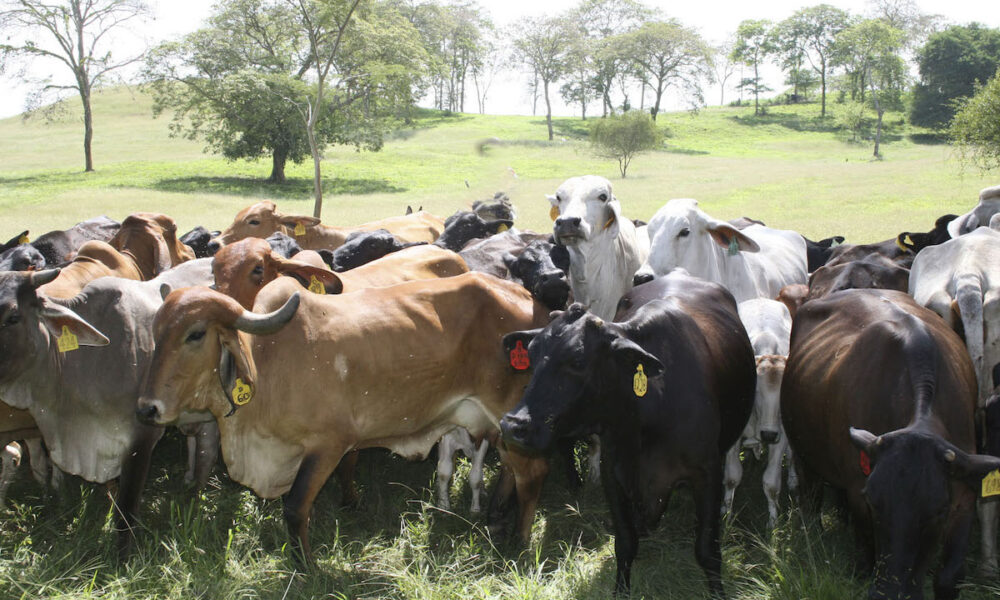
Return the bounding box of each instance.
[954,276,986,408]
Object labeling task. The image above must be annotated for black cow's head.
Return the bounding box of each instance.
[436,212,513,252]
[265,232,303,260]
[499,304,662,453]
[849,426,1000,599]
[180,226,221,259]
[503,240,570,311]
[329,229,424,272]
[0,245,45,271]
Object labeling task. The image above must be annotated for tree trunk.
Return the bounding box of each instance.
[544,79,554,141]
[820,58,827,117]
[269,147,288,183]
[81,85,94,172]
[753,61,760,115]
[652,82,663,121]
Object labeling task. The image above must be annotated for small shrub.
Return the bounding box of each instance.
[589,111,665,178]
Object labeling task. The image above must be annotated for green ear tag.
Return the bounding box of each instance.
[727,237,739,256]
[983,469,1000,498]
[633,364,648,397]
[231,378,253,406]
[57,326,79,353]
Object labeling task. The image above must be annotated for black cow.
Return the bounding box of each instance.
[805,251,910,301]
[325,228,426,272]
[472,192,516,221]
[434,211,514,252]
[0,231,28,255]
[459,229,551,277]
[827,215,958,270]
[803,235,846,272]
[179,226,221,258]
[502,239,570,311]
[782,289,1000,600]
[0,243,45,271]
[265,232,304,259]
[499,271,755,595]
[31,216,120,266]
[897,214,957,253]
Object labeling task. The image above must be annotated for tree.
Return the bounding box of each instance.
[709,41,737,106]
[949,68,1000,172]
[559,34,594,119]
[0,0,150,171]
[866,0,943,52]
[776,5,850,116]
[589,110,663,178]
[910,24,1000,129]
[616,20,711,120]
[832,19,905,158]
[512,15,572,141]
[731,19,776,116]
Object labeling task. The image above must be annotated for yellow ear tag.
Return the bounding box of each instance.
[603,214,615,230]
[18,234,29,245]
[497,223,509,233]
[57,325,79,353]
[895,237,909,252]
[983,469,1000,498]
[308,275,326,294]
[633,364,647,397]
[294,222,306,236]
[231,378,253,406]
[549,206,559,221]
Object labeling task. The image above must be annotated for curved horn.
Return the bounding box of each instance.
[233,292,300,335]
[29,269,60,288]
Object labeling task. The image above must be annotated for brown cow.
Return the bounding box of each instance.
[207,201,445,252]
[805,251,910,301]
[782,289,1000,599]
[136,272,549,562]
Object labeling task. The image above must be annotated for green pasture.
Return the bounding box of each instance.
[2,88,1000,599]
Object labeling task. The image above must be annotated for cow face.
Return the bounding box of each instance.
[179,226,221,259]
[209,201,321,252]
[109,213,194,279]
[0,245,45,271]
[754,355,785,444]
[635,198,760,285]
[849,427,1000,599]
[548,176,621,247]
[499,304,662,453]
[0,271,109,385]
[137,287,300,425]
[503,241,570,311]
[437,212,513,252]
[331,229,405,271]
[212,238,342,309]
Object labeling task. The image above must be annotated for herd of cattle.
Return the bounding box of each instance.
[2,177,1000,598]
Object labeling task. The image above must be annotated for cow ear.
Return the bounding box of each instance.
[489,219,514,234]
[406,205,414,215]
[848,427,880,455]
[218,328,258,412]
[316,249,335,269]
[546,194,559,208]
[896,232,915,252]
[502,329,541,363]
[274,256,344,294]
[601,203,620,235]
[279,215,321,230]
[610,337,663,377]
[706,222,760,254]
[38,300,110,347]
[502,252,520,276]
[160,283,173,301]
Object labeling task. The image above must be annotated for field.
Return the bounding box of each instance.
[1,88,1000,599]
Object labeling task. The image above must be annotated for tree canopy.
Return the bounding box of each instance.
[950,68,1000,172]
[589,109,663,177]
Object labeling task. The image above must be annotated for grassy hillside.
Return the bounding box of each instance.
[0,87,995,242]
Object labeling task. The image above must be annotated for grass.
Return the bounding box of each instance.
[2,88,1000,599]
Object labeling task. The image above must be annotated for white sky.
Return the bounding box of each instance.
[1,0,999,119]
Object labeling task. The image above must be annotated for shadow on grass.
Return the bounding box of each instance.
[908,132,947,145]
[664,146,710,156]
[387,108,474,141]
[728,110,842,134]
[150,176,406,199]
[524,117,592,141]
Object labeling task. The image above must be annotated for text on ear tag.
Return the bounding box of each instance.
[308,275,326,294]
[57,326,79,353]
[983,469,1000,498]
[232,378,253,406]
[633,364,647,397]
[510,340,530,370]
[727,237,739,256]
[497,223,509,233]
[549,206,559,221]
[294,222,306,236]
[18,234,29,245]
[859,451,872,476]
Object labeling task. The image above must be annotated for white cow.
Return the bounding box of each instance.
[634,198,807,302]
[723,299,796,526]
[549,175,649,321]
[436,427,489,513]
[948,184,1000,238]
[909,226,1000,576]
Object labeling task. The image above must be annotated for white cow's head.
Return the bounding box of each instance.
[634,198,759,284]
[548,175,623,247]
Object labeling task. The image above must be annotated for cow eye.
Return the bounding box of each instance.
[2,311,20,327]
[678,228,690,238]
[598,193,608,202]
[248,219,261,226]
[251,265,264,276]
[555,195,562,203]
[185,330,206,343]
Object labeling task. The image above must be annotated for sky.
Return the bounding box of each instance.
[1,0,999,119]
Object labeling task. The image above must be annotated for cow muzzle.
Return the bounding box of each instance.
[760,430,780,445]
[633,271,655,286]
[205,239,223,256]
[499,411,549,455]
[554,217,584,245]
[136,399,164,425]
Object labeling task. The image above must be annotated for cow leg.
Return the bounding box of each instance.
[183,434,197,485]
[785,446,798,492]
[468,438,490,515]
[191,422,220,489]
[0,443,21,508]
[501,448,549,544]
[691,465,725,598]
[283,451,341,566]
[586,434,601,484]
[977,499,999,577]
[334,450,360,508]
[556,438,583,489]
[115,423,165,560]
[24,438,50,488]
[935,499,974,600]
[436,433,458,511]
[721,443,742,518]
[599,439,640,596]
[762,439,787,528]
[486,462,517,537]
[845,489,875,575]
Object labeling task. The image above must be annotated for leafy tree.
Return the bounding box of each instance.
[832,19,906,158]
[835,99,867,141]
[709,41,737,106]
[512,15,572,141]
[866,0,943,52]
[559,33,594,119]
[731,19,776,116]
[616,20,711,120]
[949,68,1000,171]
[777,5,850,116]
[589,110,663,178]
[0,0,150,171]
[910,24,1000,129]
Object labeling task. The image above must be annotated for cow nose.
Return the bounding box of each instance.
[633,271,654,286]
[500,411,532,441]
[760,430,780,445]
[136,402,160,425]
[206,240,222,255]
[556,217,581,229]
[541,271,566,284]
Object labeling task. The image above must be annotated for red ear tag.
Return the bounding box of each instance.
[859,450,872,476]
[510,340,530,370]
